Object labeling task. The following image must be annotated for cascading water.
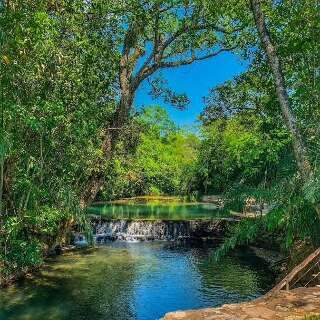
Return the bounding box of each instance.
[91,218,233,243]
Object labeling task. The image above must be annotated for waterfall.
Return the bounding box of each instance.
[91,218,233,243]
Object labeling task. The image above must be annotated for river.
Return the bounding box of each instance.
[0,242,275,320]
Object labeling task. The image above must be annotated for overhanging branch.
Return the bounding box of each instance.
[159,46,236,68]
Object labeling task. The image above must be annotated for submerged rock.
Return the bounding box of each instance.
[74,233,89,247]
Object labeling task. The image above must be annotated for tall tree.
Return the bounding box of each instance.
[80,0,241,207]
[249,0,320,221]
[249,0,312,181]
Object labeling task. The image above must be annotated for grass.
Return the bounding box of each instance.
[304,316,320,320]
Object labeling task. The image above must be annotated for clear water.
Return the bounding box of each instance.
[88,203,227,220]
[0,242,275,320]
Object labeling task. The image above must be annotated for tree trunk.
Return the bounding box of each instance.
[250,0,312,181]
[79,89,134,209]
[250,0,320,219]
[0,77,4,216]
[0,156,3,215]
[80,49,137,209]
[79,129,112,209]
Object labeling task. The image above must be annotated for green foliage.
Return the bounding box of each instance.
[214,218,265,262]
[304,316,320,320]
[195,0,320,260]
[102,107,199,199]
[0,0,118,284]
[0,207,72,282]
[194,113,290,193]
[214,175,320,260]
[0,0,319,284]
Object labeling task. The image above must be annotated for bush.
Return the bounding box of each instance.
[0,206,77,285]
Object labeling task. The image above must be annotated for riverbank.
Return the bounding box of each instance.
[163,287,320,320]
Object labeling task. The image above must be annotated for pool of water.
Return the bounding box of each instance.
[88,203,226,220]
[0,242,275,320]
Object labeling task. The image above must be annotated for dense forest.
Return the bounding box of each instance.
[0,0,319,286]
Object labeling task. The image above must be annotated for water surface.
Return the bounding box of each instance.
[0,242,274,320]
[88,203,226,220]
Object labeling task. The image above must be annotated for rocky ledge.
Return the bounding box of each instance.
[91,218,236,242]
[163,287,320,320]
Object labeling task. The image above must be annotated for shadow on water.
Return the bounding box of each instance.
[0,243,275,320]
[0,248,138,320]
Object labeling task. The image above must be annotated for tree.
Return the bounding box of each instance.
[80,0,241,206]
[202,0,320,258]
[0,0,118,284]
[250,0,311,181]
[249,0,320,221]
[101,106,199,199]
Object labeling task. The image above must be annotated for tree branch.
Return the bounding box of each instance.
[159,46,236,68]
[132,5,241,91]
[128,47,146,66]
[159,23,241,55]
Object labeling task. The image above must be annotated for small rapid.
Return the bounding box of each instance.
[91,218,233,242]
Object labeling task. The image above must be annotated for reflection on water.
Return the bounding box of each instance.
[88,203,227,220]
[0,242,275,320]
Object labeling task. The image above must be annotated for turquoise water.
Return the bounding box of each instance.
[0,242,275,320]
[88,203,226,220]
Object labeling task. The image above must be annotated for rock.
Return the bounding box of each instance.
[162,287,320,320]
[275,305,290,312]
[244,306,276,318]
[74,233,89,247]
[91,218,233,242]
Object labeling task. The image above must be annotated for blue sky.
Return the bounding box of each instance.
[134,52,248,128]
